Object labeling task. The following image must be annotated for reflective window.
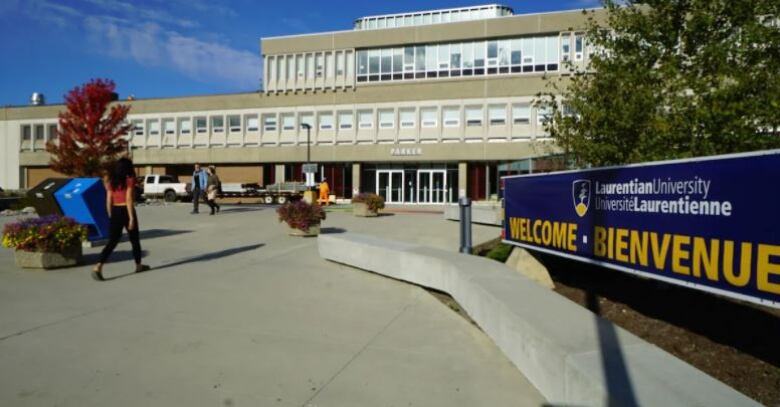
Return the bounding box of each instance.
[338,111,354,129]
[399,108,415,128]
[512,104,530,124]
[228,115,241,133]
[443,107,460,127]
[299,113,314,129]
[211,117,224,133]
[263,115,277,132]
[378,109,394,129]
[465,106,483,127]
[195,117,207,133]
[488,105,506,125]
[421,107,438,127]
[164,119,176,135]
[246,117,259,132]
[149,120,160,135]
[319,112,334,130]
[281,114,295,131]
[358,110,373,129]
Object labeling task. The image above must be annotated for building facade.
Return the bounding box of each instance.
[0,5,603,204]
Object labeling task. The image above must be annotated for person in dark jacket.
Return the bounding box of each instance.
[92,157,150,280]
[191,163,207,214]
[205,165,221,215]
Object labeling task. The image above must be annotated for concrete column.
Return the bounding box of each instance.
[274,164,285,184]
[458,162,468,199]
[352,163,361,196]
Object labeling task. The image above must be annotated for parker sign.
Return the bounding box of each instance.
[502,150,780,308]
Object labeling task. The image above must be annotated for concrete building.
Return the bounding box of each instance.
[0,5,603,204]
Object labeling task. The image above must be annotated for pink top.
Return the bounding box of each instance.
[110,177,135,205]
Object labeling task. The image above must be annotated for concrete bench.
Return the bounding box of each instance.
[443,203,503,226]
[318,233,759,407]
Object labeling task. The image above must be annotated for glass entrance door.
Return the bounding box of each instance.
[417,170,448,204]
[376,170,404,203]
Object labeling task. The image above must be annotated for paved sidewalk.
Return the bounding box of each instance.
[0,205,543,406]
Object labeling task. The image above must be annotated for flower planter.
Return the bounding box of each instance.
[288,223,321,237]
[14,244,82,269]
[353,202,378,217]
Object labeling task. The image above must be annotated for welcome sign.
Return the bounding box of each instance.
[502,150,780,308]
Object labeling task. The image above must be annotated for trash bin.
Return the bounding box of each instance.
[54,178,109,241]
[26,178,71,216]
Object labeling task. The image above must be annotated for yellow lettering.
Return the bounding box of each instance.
[595,226,607,257]
[568,224,578,252]
[607,227,614,260]
[510,218,522,240]
[542,221,552,246]
[723,241,751,287]
[629,230,649,267]
[672,234,691,275]
[533,220,542,244]
[650,232,671,271]
[553,222,567,249]
[615,228,629,263]
[692,237,719,282]
[757,244,780,295]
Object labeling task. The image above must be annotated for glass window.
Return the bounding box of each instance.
[442,11,451,23]
[377,18,386,29]
[432,12,440,24]
[268,56,276,81]
[132,120,144,136]
[315,53,324,77]
[21,125,31,140]
[488,105,506,125]
[511,39,522,65]
[450,43,461,69]
[228,115,241,133]
[358,110,373,129]
[415,46,426,72]
[369,50,380,74]
[378,109,394,129]
[465,106,483,126]
[299,113,314,128]
[426,45,437,71]
[521,39,534,65]
[463,42,474,68]
[381,49,392,74]
[561,33,571,61]
[326,52,334,78]
[575,33,584,60]
[319,112,334,130]
[195,117,207,133]
[246,117,259,132]
[399,108,415,128]
[537,106,552,126]
[338,111,353,129]
[296,54,304,78]
[336,52,344,76]
[34,124,45,140]
[443,107,460,127]
[498,40,510,66]
[281,114,295,130]
[48,123,58,140]
[287,55,295,80]
[393,48,403,73]
[180,118,192,134]
[513,104,530,124]
[211,117,224,133]
[422,13,431,25]
[306,54,314,79]
[264,115,277,132]
[164,120,176,135]
[474,42,485,68]
[421,107,437,127]
[487,41,498,59]
[149,120,160,135]
[546,36,559,67]
[438,43,449,69]
[357,50,368,75]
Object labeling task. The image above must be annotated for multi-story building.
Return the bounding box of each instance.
[0,4,602,204]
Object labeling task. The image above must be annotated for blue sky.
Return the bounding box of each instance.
[0,0,600,106]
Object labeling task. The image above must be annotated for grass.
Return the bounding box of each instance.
[485,242,513,263]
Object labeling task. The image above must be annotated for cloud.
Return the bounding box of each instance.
[79,0,198,29]
[84,16,261,88]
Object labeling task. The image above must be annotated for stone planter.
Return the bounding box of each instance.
[287,223,321,237]
[353,202,378,217]
[14,244,82,269]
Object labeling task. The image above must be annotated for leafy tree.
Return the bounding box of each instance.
[46,79,132,176]
[539,0,780,167]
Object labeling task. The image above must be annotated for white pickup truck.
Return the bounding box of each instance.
[142,174,190,202]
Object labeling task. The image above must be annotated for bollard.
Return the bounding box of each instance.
[459,196,472,254]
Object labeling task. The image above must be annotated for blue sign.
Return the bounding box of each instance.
[54,178,110,241]
[502,150,780,308]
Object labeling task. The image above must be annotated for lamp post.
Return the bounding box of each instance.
[301,123,313,190]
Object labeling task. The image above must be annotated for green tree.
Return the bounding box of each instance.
[539,0,780,167]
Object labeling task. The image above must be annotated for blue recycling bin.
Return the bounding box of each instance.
[54,178,110,241]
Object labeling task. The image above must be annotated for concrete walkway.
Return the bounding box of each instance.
[0,205,542,406]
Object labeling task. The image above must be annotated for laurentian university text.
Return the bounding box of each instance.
[593,177,732,217]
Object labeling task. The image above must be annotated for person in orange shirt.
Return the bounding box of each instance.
[318,178,330,206]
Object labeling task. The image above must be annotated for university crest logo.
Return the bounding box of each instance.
[572,179,590,217]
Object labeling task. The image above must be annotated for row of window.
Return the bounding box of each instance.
[20,123,58,142]
[354,5,512,30]
[265,50,354,87]
[355,33,584,82]
[125,103,551,138]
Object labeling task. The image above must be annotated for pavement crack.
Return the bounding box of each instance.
[301,301,413,406]
[0,305,119,342]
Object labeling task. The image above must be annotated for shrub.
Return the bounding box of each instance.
[485,243,513,263]
[351,193,385,212]
[2,215,87,252]
[276,200,326,231]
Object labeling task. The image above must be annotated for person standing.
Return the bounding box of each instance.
[318,177,330,206]
[205,165,221,215]
[92,157,150,281]
[191,163,207,214]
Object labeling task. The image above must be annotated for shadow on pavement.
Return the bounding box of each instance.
[215,207,266,214]
[321,227,346,234]
[152,243,265,271]
[82,250,149,265]
[137,229,193,240]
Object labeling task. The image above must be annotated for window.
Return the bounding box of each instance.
[195,117,207,133]
[357,50,368,81]
[319,112,334,130]
[404,47,415,72]
[537,106,552,126]
[438,43,450,70]
[338,111,353,129]
[163,120,175,135]
[296,54,304,78]
[369,50,380,79]
[20,124,30,141]
[306,53,315,79]
[281,114,295,131]
[399,108,415,128]
[132,120,144,136]
[263,115,277,132]
[443,107,460,127]
[33,124,44,140]
[498,40,510,67]
[421,107,437,127]
[287,55,295,81]
[474,42,485,73]
[336,52,345,76]
[511,39,522,66]
[425,45,437,73]
[561,33,571,62]
[487,41,498,67]
[381,48,392,79]
[512,104,530,124]
[378,109,394,129]
[180,118,192,134]
[415,46,426,73]
[463,42,474,71]
[299,113,314,129]
[575,33,584,61]
[465,106,483,127]
[159,176,175,184]
[48,123,58,140]
[228,115,241,133]
[325,52,334,78]
[315,53,324,78]
[358,110,373,129]
[246,116,259,132]
[488,105,506,125]
[149,120,160,136]
[392,48,403,77]
[450,43,461,71]
[211,117,224,133]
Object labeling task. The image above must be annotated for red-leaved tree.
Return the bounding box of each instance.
[46,79,132,176]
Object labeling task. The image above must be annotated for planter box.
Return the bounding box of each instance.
[14,245,82,269]
[353,202,378,217]
[288,223,321,237]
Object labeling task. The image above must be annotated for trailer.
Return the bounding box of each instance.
[217,182,306,204]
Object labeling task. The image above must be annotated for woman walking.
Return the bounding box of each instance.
[92,157,150,281]
[206,165,221,215]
